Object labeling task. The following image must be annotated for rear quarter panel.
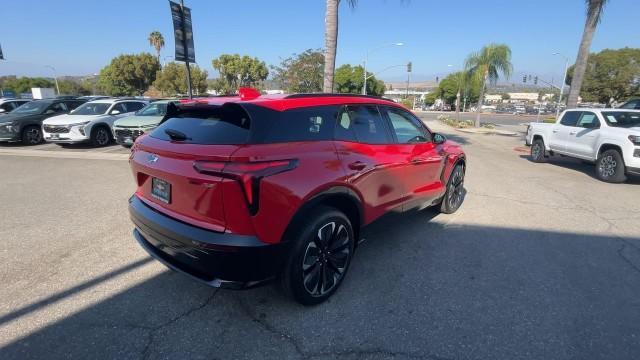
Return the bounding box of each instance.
[227,141,348,244]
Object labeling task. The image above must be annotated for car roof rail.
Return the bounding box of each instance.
[284,93,396,102]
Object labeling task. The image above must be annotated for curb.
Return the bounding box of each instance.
[455,128,519,136]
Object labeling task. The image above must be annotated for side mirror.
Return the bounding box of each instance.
[433,133,446,144]
[110,110,121,115]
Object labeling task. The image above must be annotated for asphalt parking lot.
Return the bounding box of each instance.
[1,118,639,360]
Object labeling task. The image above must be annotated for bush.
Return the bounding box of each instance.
[439,117,474,128]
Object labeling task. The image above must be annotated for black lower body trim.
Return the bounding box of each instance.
[129,195,291,289]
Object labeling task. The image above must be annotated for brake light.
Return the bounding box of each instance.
[193,159,298,214]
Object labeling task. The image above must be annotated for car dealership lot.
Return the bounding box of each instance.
[1,118,639,360]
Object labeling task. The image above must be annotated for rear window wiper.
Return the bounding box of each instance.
[164,129,191,141]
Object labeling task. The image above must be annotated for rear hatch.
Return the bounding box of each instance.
[130,103,251,232]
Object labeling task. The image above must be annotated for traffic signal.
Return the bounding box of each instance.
[523,75,527,83]
[436,76,439,83]
[534,76,538,85]
[407,62,412,73]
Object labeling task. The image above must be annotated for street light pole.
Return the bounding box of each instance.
[553,52,569,118]
[45,65,60,95]
[362,42,403,95]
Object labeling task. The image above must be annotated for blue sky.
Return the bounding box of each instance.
[0,0,637,85]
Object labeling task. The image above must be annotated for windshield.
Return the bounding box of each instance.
[70,103,110,115]
[136,103,168,116]
[12,101,49,114]
[601,111,640,128]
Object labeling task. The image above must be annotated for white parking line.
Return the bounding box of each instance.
[0,148,129,161]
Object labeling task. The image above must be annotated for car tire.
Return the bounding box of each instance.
[281,206,355,306]
[440,164,465,214]
[90,126,111,147]
[21,125,43,145]
[530,139,547,163]
[596,149,626,183]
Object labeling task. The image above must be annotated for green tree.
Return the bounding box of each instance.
[211,54,269,94]
[148,31,165,64]
[464,43,513,126]
[153,62,208,96]
[97,53,160,96]
[565,47,640,103]
[0,77,54,94]
[58,79,92,96]
[424,91,439,106]
[501,93,511,101]
[271,49,324,93]
[567,0,609,108]
[334,64,385,96]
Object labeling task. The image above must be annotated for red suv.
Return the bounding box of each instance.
[128,91,466,305]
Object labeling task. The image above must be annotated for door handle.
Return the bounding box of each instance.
[552,130,559,133]
[569,131,576,135]
[348,161,367,171]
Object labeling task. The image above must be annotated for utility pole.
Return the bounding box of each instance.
[45,65,60,95]
[180,0,193,99]
[405,61,411,99]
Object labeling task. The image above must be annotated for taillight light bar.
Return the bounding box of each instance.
[193,159,298,215]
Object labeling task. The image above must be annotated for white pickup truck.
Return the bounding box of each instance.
[526,108,640,183]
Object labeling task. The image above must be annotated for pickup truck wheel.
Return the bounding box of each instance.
[596,149,626,183]
[440,164,465,214]
[281,206,354,306]
[531,139,547,163]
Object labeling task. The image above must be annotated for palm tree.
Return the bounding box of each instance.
[566,0,609,108]
[464,44,513,127]
[323,0,357,93]
[148,31,165,65]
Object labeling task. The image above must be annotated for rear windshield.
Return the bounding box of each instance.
[601,111,640,128]
[150,103,251,144]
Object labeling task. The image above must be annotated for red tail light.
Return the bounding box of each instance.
[194,159,298,214]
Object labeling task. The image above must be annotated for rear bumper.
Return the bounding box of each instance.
[129,195,290,289]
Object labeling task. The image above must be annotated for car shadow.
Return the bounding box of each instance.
[519,154,640,184]
[2,218,639,359]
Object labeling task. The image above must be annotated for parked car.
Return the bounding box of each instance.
[78,95,111,102]
[619,98,640,110]
[112,100,177,147]
[0,98,85,144]
[526,109,640,182]
[128,91,466,305]
[42,98,147,146]
[0,99,31,115]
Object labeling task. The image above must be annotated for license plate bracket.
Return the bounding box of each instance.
[151,177,171,204]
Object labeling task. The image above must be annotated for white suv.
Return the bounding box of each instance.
[42,99,147,146]
[527,109,640,182]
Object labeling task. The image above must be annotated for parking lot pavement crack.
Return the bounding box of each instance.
[617,241,640,275]
[141,289,218,360]
[233,294,306,359]
[467,191,580,210]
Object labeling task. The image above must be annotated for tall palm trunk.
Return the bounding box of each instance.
[323,0,339,93]
[475,70,488,128]
[567,8,599,108]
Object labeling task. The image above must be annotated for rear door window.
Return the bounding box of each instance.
[124,102,146,113]
[560,111,581,126]
[334,105,392,144]
[150,103,251,145]
[247,105,339,143]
